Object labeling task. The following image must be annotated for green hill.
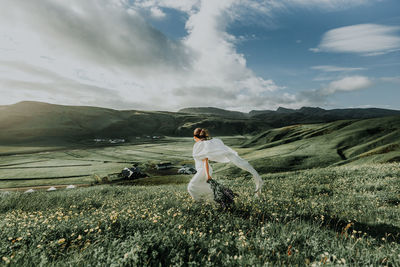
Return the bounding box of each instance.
[248,106,400,128]
[178,107,249,119]
[1,101,399,156]
[219,116,400,175]
[0,101,268,145]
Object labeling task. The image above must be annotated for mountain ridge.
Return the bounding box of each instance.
[1,101,400,145]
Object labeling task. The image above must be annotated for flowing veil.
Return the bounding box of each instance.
[192,138,264,197]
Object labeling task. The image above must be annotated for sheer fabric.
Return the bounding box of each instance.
[187,138,264,201]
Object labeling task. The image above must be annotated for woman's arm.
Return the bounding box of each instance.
[203,158,211,180]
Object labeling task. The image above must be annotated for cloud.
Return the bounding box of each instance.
[295,76,373,106]
[311,65,366,72]
[380,76,400,84]
[311,24,400,56]
[0,0,381,112]
[287,0,372,10]
[0,0,288,112]
[321,76,373,94]
[0,60,153,109]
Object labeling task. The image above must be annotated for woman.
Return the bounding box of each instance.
[187,128,264,202]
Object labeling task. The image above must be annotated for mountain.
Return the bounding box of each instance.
[1,101,399,146]
[179,106,400,127]
[248,106,400,128]
[178,107,249,119]
[0,101,268,145]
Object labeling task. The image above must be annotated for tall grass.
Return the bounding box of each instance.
[0,163,399,266]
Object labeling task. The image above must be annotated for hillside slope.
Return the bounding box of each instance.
[1,101,399,149]
[216,116,400,175]
[0,101,268,145]
[178,107,249,119]
[249,107,400,128]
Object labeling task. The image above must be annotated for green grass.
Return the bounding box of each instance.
[239,116,400,174]
[1,163,399,266]
[0,119,399,265]
[0,136,246,189]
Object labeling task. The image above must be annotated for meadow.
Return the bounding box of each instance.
[1,118,399,266]
[0,136,249,190]
[1,163,399,266]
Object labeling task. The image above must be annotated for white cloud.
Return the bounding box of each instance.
[149,7,166,18]
[321,76,373,95]
[287,0,372,10]
[0,0,382,112]
[295,75,373,107]
[0,0,286,112]
[133,0,199,14]
[311,24,400,56]
[311,65,366,72]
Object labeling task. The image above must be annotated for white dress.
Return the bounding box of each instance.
[187,138,264,201]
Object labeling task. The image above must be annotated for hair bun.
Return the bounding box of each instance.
[199,128,210,140]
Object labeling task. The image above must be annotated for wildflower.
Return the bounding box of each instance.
[57,238,66,244]
[2,257,10,264]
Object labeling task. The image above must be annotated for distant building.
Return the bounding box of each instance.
[93,138,125,144]
[155,162,173,170]
[120,167,147,179]
[178,166,197,174]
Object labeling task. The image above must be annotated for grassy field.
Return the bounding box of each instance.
[0,136,249,189]
[241,116,400,174]
[0,118,399,265]
[0,163,399,266]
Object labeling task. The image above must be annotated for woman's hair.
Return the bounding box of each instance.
[193,127,211,140]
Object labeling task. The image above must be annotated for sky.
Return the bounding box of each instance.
[0,0,399,112]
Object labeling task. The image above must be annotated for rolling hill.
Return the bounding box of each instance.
[1,101,399,153]
[248,106,400,128]
[0,101,268,145]
[213,116,400,176]
[180,106,400,122]
[178,107,250,119]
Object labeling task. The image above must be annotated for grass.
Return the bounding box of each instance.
[0,136,246,189]
[0,119,399,265]
[0,163,399,266]
[240,116,400,174]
